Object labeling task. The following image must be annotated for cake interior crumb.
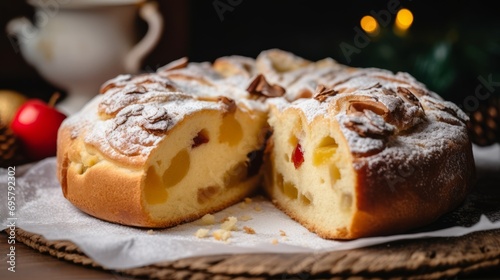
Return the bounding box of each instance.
[239,215,252,221]
[221,216,238,231]
[213,229,232,241]
[195,228,210,238]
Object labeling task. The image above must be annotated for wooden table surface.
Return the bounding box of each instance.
[0,233,135,280]
[1,232,500,280]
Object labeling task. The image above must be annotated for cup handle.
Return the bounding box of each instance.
[124,1,164,73]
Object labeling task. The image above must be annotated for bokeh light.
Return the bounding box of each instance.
[360,15,379,36]
[395,8,414,31]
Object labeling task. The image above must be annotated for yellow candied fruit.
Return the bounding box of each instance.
[219,113,243,146]
[313,147,337,166]
[163,149,190,188]
[144,166,168,205]
[313,137,338,166]
[283,181,298,200]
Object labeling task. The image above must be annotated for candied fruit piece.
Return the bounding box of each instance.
[291,143,304,169]
[313,137,338,166]
[144,166,168,204]
[219,113,243,146]
[163,149,190,188]
[192,129,209,148]
[246,147,265,177]
[283,181,298,199]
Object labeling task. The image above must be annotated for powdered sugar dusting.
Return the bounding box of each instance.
[64,64,269,165]
[63,49,470,172]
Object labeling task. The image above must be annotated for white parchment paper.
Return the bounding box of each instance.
[1,144,500,270]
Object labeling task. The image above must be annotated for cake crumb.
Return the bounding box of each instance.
[239,215,253,222]
[243,226,256,234]
[271,239,278,245]
[195,228,210,238]
[279,230,287,237]
[147,229,154,235]
[244,197,253,204]
[213,229,231,241]
[200,214,216,225]
[221,216,238,231]
[254,205,263,212]
[238,202,248,209]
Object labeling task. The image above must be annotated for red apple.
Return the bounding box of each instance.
[11,98,67,161]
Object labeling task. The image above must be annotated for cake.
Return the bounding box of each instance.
[258,50,475,239]
[56,49,475,239]
[56,57,269,228]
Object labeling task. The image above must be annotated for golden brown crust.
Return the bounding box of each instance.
[57,119,151,226]
[58,117,261,227]
[349,139,475,239]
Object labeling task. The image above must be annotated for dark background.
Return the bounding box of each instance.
[1,0,499,109]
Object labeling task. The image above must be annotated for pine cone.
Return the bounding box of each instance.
[467,96,500,146]
[0,121,24,168]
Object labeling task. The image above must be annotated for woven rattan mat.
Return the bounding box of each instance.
[9,227,500,280]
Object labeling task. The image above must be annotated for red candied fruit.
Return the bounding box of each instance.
[192,130,209,148]
[291,143,304,169]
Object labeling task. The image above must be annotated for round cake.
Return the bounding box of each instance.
[56,49,475,239]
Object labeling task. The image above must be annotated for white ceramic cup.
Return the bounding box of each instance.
[6,0,164,115]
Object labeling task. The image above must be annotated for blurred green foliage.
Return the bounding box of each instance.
[349,13,500,106]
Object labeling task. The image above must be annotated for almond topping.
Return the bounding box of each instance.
[313,84,339,102]
[247,74,286,98]
[347,100,389,117]
[218,96,237,113]
[159,57,189,72]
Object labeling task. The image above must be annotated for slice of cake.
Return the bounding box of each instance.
[259,49,475,239]
[57,58,269,227]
